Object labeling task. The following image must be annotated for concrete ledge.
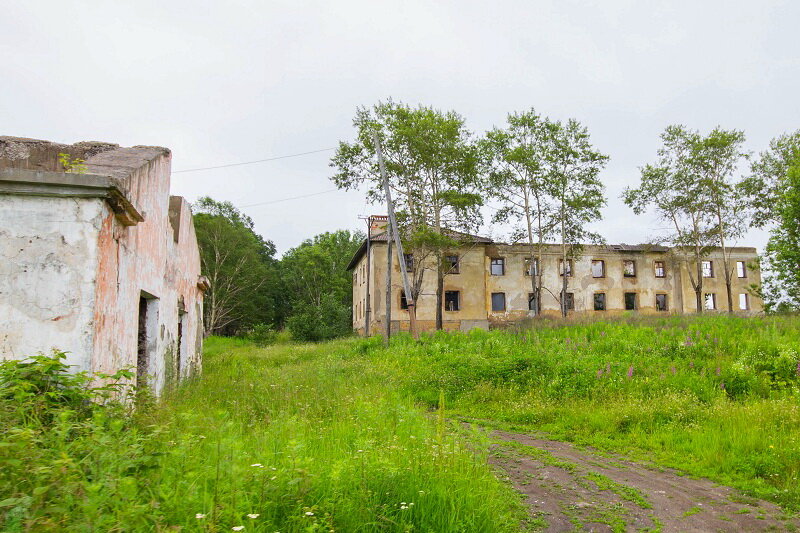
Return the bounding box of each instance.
[0,168,144,226]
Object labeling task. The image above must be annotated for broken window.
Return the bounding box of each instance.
[623,260,636,277]
[655,293,668,312]
[559,259,573,277]
[624,292,637,310]
[444,290,460,311]
[528,293,537,312]
[400,291,409,310]
[403,254,414,272]
[654,261,666,278]
[490,258,505,276]
[560,291,575,311]
[702,260,714,278]
[591,259,605,278]
[524,257,539,276]
[491,292,506,312]
[594,292,606,311]
[446,255,460,274]
[737,261,747,278]
[704,293,716,310]
[739,293,749,310]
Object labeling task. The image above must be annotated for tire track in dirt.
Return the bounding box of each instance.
[485,428,798,532]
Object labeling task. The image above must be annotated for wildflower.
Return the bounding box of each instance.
[195,513,206,519]
[796,360,800,377]
[720,382,725,389]
[247,514,260,519]
[251,463,264,468]
[689,361,694,368]
[670,366,676,375]
[596,368,603,378]
[716,366,721,376]
[232,527,244,531]
[305,511,314,516]
[606,363,611,374]
[627,366,634,378]
[198,435,207,439]
[600,331,606,337]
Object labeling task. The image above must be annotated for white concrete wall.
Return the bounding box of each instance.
[0,196,105,370]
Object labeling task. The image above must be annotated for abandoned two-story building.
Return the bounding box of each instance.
[348,216,762,335]
[0,137,208,394]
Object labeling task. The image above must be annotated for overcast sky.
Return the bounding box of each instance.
[3,1,798,254]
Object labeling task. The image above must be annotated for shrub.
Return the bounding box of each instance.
[288,293,352,342]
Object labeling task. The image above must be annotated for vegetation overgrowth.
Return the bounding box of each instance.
[2,314,799,531]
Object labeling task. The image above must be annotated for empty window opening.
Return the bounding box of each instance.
[446,255,460,274]
[564,292,575,311]
[490,258,505,276]
[624,292,637,310]
[559,259,573,277]
[702,260,714,278]
[177,308,187,381]
[528,293,538,312]
[654,261,666,278]
[136,293,158,390]
[400,291,409,310]
[623,260,636,278]
[739,293,749,310]
[591,260,605,278]
[444,290,460,311]
[594,293,606,311]
[737,261,747,278]
[403,254,414,272]
[704,293,716,310]
[491,292,506,312]
[656,294,668,312]
[524,257,539,276]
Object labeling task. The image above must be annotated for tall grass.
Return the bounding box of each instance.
[0,338,525,531]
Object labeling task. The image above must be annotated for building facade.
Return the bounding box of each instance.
[348,216,762,335]
[0,137,208,394]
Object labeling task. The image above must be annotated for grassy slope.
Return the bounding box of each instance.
[2,314,799,531]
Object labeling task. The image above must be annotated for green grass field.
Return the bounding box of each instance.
[2,315,799,531]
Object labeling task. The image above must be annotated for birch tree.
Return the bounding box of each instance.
[481,109,558,314]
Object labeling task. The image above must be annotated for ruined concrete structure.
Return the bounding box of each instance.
[348,216,762,335]
[0,137,208,394]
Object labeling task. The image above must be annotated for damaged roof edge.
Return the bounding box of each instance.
[0,167,144,226]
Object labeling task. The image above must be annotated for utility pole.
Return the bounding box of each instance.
[385,220,393,343]
[373,132,418,339]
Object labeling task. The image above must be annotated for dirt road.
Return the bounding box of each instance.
[486,428,798,532]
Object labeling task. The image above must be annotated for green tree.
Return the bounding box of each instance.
[279,230,363,340]
[546,118,609,317]
[742,131,800,310]
[624,125,717,313]
[193,197,282,335]
[481,109,558,314]
[331,101,482,330]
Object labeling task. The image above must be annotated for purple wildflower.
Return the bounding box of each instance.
[627,366,634,378]
[716,366,721,376]
[670,366,677,375]
[720,382,725,390]
[606,363,611,374]
[796,360,800,377]
[600,331,606,337]
[597,368,604,378]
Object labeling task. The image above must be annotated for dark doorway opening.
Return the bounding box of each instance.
[137,296,149,388]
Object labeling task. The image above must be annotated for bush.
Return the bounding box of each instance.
[288,293,353,342]
[245,323,278,346]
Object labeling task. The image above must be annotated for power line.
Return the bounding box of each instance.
[172,147,335,173]
[238,188,340,208]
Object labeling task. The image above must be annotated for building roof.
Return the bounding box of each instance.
[346,228,493,270]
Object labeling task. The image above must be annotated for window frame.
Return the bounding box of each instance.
[624,292,637,311]
[491,292,506,312]
[593,292,606,311]
[403,253,414,272]
[736,261,747,278]
[559,259,573,277]
[444,290,461,312]
[445,255,460,274]
[591,259,606,278]
[702,260,714,278]
[490,257,505,276]
[739,293,749,310]
[654,260,666,278]
[623,259,637,278]
[524,257,539,276]
[704,292,716,310]
[655,293,668,312]
[399,291,409,310]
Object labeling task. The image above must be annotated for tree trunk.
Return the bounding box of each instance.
[435,257,444,330]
